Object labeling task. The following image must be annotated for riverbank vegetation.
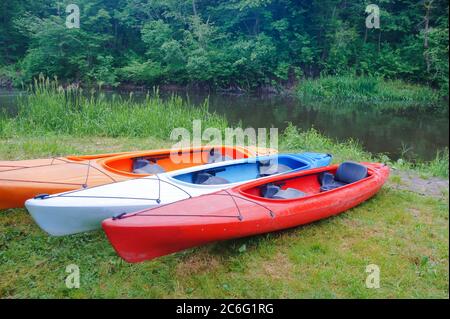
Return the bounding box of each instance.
[0,81,448,178]
[297,76,444,111]
[1,1,448,97]
[0,78,227,138]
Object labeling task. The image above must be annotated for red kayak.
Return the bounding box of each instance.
[102,162,389,263]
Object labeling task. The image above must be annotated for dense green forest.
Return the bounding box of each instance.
[0,0,448,95]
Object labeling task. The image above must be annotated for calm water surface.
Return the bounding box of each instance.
[0,88,448,161]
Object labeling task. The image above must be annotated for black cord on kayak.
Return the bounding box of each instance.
[155,173,162,204]
[55,176,192,205]
[214,192,275,219]
[83,160,91,188]
[0,160,117,185]
[127,190,275,221]
[223,189,243,221]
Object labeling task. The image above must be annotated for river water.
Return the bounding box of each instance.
[0,88,448,161]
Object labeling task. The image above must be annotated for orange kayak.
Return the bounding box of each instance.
[0,145,275,209]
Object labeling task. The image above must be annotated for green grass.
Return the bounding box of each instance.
[0,77,228,138]
[297,76,444,112]
[0,183,447,298]
[0,135,448,298]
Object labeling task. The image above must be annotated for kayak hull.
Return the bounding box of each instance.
[27,198,159,236]
[103,163,389,263]
[1,146,273,209]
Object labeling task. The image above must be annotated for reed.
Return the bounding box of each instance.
[0,76,228,138]
[297,76,443,112]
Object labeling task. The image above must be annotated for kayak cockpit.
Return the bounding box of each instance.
[101,147,247,176]
[172,155,310,186]
[240,162,372,200]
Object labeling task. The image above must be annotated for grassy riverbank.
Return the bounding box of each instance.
[0,78,227,138]
[0,84,448,298]
[1,80,448,177]
[0,135,448,298]
[297,76,445,112]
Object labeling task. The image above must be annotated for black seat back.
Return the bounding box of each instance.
[335,162,368,184]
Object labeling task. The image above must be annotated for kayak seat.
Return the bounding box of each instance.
[319,162,367,192]
[194,172,230,185]
[132,159,166,174]
[261,184,306,199]
[259,162,292,177]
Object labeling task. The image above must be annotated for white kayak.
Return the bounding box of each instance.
[25,153,332,236]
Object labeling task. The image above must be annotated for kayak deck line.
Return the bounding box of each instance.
[47,174,193,202]
[0,178,86,186]
[0,156,79,173]
[120,190,276,221]
[2,145,272,209]
[0,161,118,185]
[0,158,118,184]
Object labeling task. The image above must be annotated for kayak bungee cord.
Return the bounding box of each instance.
[82,160,92,188]
[49,156,73,165]
[0,164,29,170]
[46,175,192,204]
[0,178,85,186]
[0,158,118,186]
[113,189,275,221]
[81,159,118,184]
[223,189,243,221]
[0,158,74,173]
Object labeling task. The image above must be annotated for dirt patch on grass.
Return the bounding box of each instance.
[389,170,449,198]
[175,252,221,277]
[248,252,294,281]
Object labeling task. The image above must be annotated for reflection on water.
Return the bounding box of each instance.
[0,88,448,161]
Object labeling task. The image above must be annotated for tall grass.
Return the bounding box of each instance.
[280,123,373,163]
[297,76,443,111]
[417,149,449,178]
[0,77,228,138]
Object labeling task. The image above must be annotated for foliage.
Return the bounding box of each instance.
[0,0,447,94]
